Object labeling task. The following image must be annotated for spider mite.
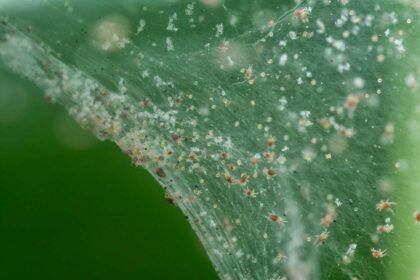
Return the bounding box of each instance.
[316,231,329,245]
[219,40,230,53]
[251,157,258,166]
[264,152,275,162]
[221,152,230,160]
[267,136,276,148]
[155,167,167,178]
[238,173,249,185]
[140,98,150,107]
[376,199,396,212]
[321,206,337,227]
[371,248,387,258]
[339,127,354,138]
[294,8,309,23]
[265,168,276,178]
[384,123,394,139]
[171,133,182,144]
[225,173,233,184]
[165,194,176,205]
[268,213,286,224]
[244,189,256,198]
[320,118,331,130]
[244,65,253,80]
[344,94,359,111]
[415,211,420,223]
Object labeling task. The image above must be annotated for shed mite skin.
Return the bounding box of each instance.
[376,224,394,233]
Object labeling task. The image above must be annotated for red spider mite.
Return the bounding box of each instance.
[294,8,309,22]
[294,8,304,17]
[225,174,233,184]
[345,94,359,110]
[415,211,420,223]
[268,213,286,224]
[171,133,181,144]
[221,152,230,160]
[267,136,276,148]
[165,195,175,205]
[245,189,255,198]
[317,231,329,244]
[371,248,386,258]
[266,169,276,177]
[376,199,396,211]
[238,173,249,185]
[155,167,166,178]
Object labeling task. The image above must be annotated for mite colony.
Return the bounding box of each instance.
[1,0,417,278]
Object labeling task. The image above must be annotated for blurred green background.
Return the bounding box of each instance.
[0,69,217,280]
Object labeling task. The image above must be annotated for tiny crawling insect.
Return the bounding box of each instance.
[244,65,253,80]
[415,211,420,223]
[376,199,396,212]
[319,118,330,130]
[321,206,337,227]
[268,213,286,224]
[165,194,176,205]
[171,133,182,144]
[221,152,230,160]
[316,231,329,245]
[371,248,387,258]
[225,173,233,184]
[267,136,276,148]
[265,168,276,178]
[238,173,249,185]
[245,189,256,198]
[294,8,309,23]
[345,94,359,111]
[155,167,167,178]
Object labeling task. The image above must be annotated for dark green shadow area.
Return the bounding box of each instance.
[0,69,218,280]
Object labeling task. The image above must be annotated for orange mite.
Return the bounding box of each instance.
[294,8,304,17]
[294,8,309,23]
[225,174,233,184]
[266,169,276,177]
[376,199,396,211]
[238,173,249,185]
[245,189,255,198]
[267,136,276,148]
[371,248,386,258]
[345,94,359,110]
[155,167,166,178]
[415,212,420,223]
[268,213,285,224]
[317,231,329,245]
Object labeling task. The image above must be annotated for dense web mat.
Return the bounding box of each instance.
[1,0,419,279]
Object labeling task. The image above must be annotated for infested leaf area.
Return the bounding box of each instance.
[1,0,419,279]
